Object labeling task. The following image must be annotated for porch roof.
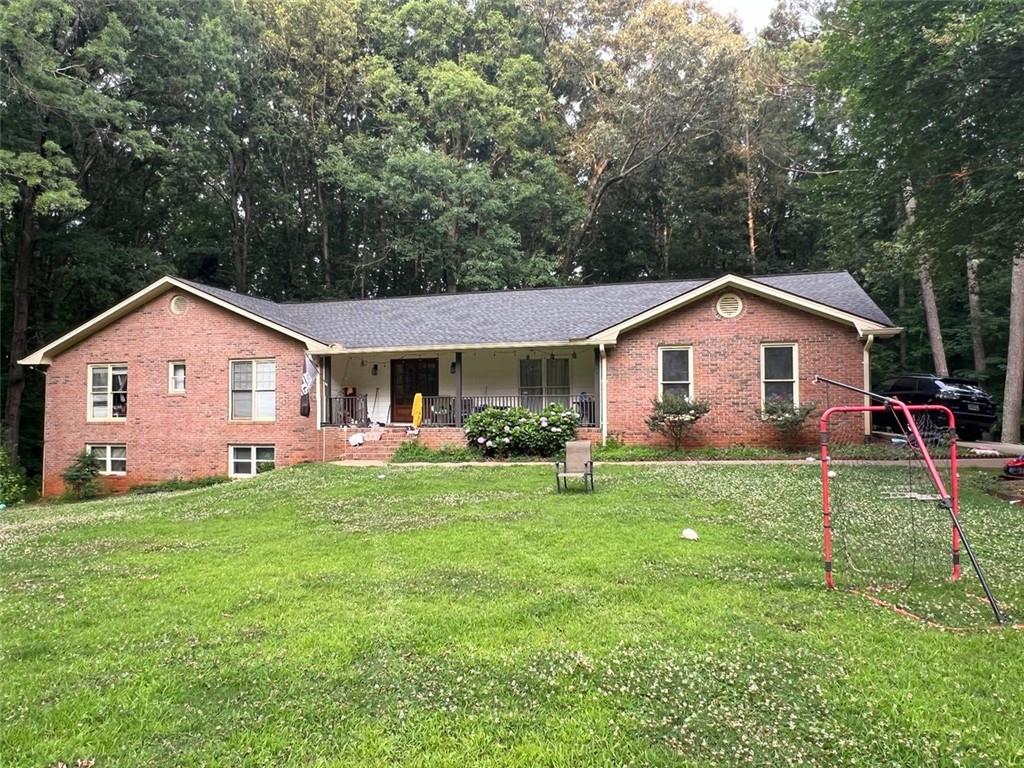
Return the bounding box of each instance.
[176,271,894,350]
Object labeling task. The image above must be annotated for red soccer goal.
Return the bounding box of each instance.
[814,376,1005,624]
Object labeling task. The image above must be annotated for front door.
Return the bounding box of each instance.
[390,358,439,422]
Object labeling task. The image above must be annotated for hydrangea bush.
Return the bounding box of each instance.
[646,394,711,449]
[464,404,579,457]
[758,398,817,434]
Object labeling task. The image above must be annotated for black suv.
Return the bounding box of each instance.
[873,374,997,441]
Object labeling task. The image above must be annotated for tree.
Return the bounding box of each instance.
[1,0,148,464]
[538,0,745,276]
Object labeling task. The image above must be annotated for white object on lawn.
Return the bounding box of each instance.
[680,528,699,541]
[827,470,837,478]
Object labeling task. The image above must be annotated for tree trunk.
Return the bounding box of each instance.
[897,279,907,368]
[918,258,948,376]
[1001,246,1024,443]
[966,256,986,375]
[904,184,947,375]
[744,123,757,271]
[316,178,331,288]
[3,186,36,465]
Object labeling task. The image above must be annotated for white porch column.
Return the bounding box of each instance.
[599,344,608,444]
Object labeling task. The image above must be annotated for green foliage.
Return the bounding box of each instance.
[391,441,480,463]
[464,405,579,457]
[0,445,27,506]
[645,395,711,450]
[61,451,102,500]
[758,399,817,434]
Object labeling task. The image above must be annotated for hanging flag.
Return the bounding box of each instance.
[300,353,318,417]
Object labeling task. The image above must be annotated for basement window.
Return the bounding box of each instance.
[87,444,127,475]
[230,445,275,477]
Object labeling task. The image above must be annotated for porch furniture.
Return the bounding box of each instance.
[555,440,595,493]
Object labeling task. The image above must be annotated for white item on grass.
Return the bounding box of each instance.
[680,528,699,541]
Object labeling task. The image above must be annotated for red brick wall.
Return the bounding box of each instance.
[604,290,867,447]
[41,290,320,496]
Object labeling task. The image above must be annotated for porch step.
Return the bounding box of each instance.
[332,427,416,461]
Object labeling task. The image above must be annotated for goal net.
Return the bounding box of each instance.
[813,376,1005,627]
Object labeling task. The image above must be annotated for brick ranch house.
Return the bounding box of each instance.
[20,271,899,496]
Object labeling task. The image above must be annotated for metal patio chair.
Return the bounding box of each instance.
[555,440,595,493]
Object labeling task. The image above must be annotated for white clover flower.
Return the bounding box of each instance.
[486,440,494,448]
[552,426,561,432]
[503,437,510,443]
[477,436,485,444]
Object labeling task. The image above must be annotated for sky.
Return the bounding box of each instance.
[706,0,777,37]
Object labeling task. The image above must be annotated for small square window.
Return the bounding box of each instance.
[230,445,275,477]
[169,362,186,393]
[86,444,127,475]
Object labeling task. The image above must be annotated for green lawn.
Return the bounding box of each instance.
[1,463,1022,767]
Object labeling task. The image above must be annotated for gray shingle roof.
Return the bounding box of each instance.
[178,271,892,349]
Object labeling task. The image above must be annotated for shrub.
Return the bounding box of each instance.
[646,394,711,449]
[62,451,102,499]
[0,444,27,506]
[759,398,817,434]
[464,404,579,457]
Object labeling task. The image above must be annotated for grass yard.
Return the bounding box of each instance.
[1,463,1022,767]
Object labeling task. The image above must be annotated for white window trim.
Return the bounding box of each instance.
[761,343,800,407]
[658,345,694,399]
[229,445,276,478]
[168,361,186,394]
[86,444,127,476]
[86,363,128,422]
[229,358,276,422]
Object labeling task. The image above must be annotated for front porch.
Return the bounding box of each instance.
[318,346,603,429]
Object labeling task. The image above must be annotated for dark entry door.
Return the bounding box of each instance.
[391,358,439,422]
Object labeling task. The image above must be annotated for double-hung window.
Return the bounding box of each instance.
[89,364,128,420]
[761,344,799,405]
[230,445,275,477]
[659,347,693,399]
[169,362,186,393]
[87,444,127,475]
[230,359,276,420]
[519,357,570,406]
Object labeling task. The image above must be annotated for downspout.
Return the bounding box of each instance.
[862,334,875,439]
[599,343,608,445]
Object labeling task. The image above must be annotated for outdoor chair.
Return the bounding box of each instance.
[555,440,595,493]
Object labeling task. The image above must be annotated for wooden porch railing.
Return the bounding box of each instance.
[421,394,597,427]
[323,395,369,427]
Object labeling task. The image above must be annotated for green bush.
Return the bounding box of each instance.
[464,404,579,457]
[62,451,102,500]
[758,398,817,434]
[0,444,27,506]
[646,394,711,449]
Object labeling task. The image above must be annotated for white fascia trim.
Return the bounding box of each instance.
[586,274,896,343]
[325,340,599,355]
[19,276,332,365]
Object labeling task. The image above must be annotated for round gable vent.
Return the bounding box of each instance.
[169,295,189,315]
[715,292,743,318]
